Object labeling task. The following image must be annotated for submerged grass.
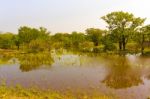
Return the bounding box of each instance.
[0,85,113,99]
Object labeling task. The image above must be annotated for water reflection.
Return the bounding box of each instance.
[102,56,143,89]
[18,53,54,72]
[0,52,54,72]
[1,52,150,99]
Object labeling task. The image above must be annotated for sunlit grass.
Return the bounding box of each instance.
[0,85,113,99]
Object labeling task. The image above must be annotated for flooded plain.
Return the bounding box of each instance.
[0,52,150,99]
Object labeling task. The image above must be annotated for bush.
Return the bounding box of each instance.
[28,39,50,53]
[103,41,116,52]
[79,41,94,52]
[93,46,103,53]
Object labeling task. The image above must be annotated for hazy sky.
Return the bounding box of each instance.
[0,0,150,34]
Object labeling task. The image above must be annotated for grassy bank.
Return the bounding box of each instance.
[0,85,113,99]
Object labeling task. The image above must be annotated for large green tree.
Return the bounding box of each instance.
[102,11,145,51]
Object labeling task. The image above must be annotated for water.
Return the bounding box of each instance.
[0,52,150,99]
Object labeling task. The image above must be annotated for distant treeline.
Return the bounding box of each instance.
[0,11,150,54]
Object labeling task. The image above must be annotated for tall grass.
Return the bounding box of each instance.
[0,85,113,99]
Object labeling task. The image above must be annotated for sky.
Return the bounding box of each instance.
[0,0,150,34]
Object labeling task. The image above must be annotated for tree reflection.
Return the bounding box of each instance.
[18,53,54,72]
[102,56,143,89]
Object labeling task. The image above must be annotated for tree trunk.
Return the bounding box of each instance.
[119,41,122,50]
[141,34,144,55]
[95,42,99,46]
[122,35,126,51]
[17,45,20,50]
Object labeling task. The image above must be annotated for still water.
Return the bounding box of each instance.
[0,52,150,99]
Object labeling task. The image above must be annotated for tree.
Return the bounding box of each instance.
[18,26,51,51]
[51,33,69,49]
[18,26,50,44]
[38,27,50,39]
[102,33,116,52]
[18,26,38,44]
[12,35,21,50]
[86,28,103,46]
[102,11,145,51]
[70,32,85,49]
[0,33,15,49]
[134,25,150,54]
[28,39,51,53]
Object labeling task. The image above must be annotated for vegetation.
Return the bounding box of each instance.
[0,11,150,55]
[102,11,145,51]
[0,85,113,99]
[1,11,150,98]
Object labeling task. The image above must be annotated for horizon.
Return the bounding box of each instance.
[1,0,150,34]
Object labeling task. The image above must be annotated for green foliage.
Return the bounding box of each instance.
[0,33,15,49]
[0,11,150,54]
[93,47,102,53]
[141,25,150,41]
[51,33,69,49]
[103,41,116,52]
[102,34,116,51]
[51,32,86,50]
[12,35,21,50]
[102,11,145,51]
[18,26,38,44]
[28,39,47,53]
[18,26,50,44]
[18,26,51,52]
[86,28,104,46]
[71,31,85,49]
[79,41,94,52]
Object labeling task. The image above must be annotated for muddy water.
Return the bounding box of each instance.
[0,53,150,99]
